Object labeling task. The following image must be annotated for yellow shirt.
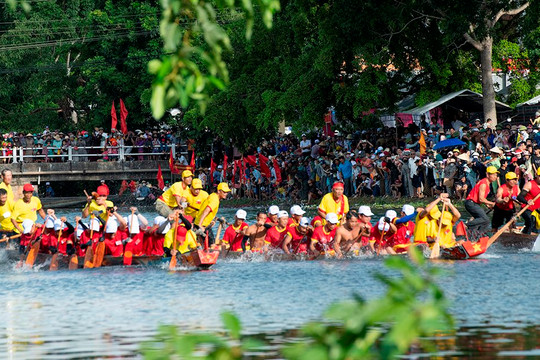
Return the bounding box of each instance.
[439,223,456,248]
[185,189,209,218]
[0,201,14,231]
[0,182,14,204]
[413,213,430,243]
[194,193,220,227]
[318,193,349,220]
[164,228,198,254]
[12,197,42,224]
[85,200,114,222]
[158,182,189,208]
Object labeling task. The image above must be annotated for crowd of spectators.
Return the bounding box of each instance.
[200,115,540,203]
[0,126,178,163]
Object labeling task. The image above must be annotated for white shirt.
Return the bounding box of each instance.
[300,139,311,152]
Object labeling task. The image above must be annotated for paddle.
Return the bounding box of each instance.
[49,227,62,271]
[69,219,81,270]
[376,226,386,256]
[0,233,22,243]
[92,215,108,268]
[430,203,446,259]
[83,214,95,269]
[123,209,136,266]
[168,214,179,269]
[25,226,42,268]
[486,192,540,249]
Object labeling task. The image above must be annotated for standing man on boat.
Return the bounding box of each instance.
[0,169,16,203]
[155,169,193,217]
[492,172,520,232]
[333,210,361,258]
[318,182,349,223]
[11,183,46,234]
[82,185,114,222]
[464,166,498,234]
[517,168,540,234]
[184,178,209,218]
[194,182,231,244]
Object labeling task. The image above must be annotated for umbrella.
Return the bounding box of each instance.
[433,138,466,151]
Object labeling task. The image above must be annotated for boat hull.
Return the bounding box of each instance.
[496,232,537,249]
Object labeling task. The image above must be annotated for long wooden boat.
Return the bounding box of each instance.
[440,237,489,260]
[496,232,537,249]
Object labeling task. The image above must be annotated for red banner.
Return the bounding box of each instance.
[111,101,117,132]
[190,149,196,170]
[157,164,165,190]
[259,153,271,178]
[273,158,282,183]
[169,149,179,174]
[210,158,216,184]
[245,155,257,167]
[119,99,128,134]
[223,154,228,181]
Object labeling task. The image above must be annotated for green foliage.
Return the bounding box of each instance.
[150,0,280,119]
[141,247,453,360]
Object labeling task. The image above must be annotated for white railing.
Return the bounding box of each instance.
[0,145,187,163]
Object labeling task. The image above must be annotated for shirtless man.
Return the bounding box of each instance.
[333,210,361,258]
[244,212,269,251]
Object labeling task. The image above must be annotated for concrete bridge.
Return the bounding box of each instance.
[5,160,173,185]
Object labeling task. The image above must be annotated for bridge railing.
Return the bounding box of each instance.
[0,145,189,163]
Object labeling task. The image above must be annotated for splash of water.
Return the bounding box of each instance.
[531,234,540,252]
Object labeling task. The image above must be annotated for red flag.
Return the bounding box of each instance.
[210,158,216,184]
[245,155,257,167]
[232,160,238,184]
[157,164,165,190]
[456,221,469,241]
[169,149,179,174]
[223,154,228,181]
[111,101,117,131]
[119,99,128,134]
[259,153,271,178]
[190,149,195,170]
[273,158,282,183]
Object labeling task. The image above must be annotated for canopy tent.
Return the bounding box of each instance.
[515,94,540,123]
[381,89,512,127]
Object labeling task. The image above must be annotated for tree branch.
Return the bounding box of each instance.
[491,2,529,27]
[463,32,483,51]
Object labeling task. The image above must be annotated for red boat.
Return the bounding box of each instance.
[440,236,489,260]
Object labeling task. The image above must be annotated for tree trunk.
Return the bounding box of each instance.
[480,37,497,126]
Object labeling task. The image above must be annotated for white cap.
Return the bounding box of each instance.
[127,214,140,234]
[268,205,280,215]
[402,204,415,216]
[290,205,305,216]
[154,216,171,234]
[22,219,34,234]
[277,210,289,219]
[45,216,55,229]
[53,219,64,231]
[378,218,390,232]
[325,213,339,224]
[89,217,101,232]
[76,223,85,238]
[105,219,118,233]
[385,210,397,220]
[235,209,247,220]
[358,205,374,217]
[299,217,310,227]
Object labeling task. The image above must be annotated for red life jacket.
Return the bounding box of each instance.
[524,180,540,211]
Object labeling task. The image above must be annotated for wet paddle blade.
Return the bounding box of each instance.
[169,255,177,269]
[49,253,59,271]
[93,242,105,268]
[25,241,40,267]
[123,250,133,266]
[83,247,94,269]
[69,254,79,270]
[430,242,440,259]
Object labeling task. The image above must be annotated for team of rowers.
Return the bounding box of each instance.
[3,163,528,262]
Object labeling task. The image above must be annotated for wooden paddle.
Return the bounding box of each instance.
[486,192,540,249]
[0,233,22,243]
[49,227,63,271]
[123,209,136,266]
[92,216,108,268]
[83,215,95,269]
[168,215,179,269]
[376,225,386,256]
[25,226,41,267]
[430,203,446,259]
[69,220,81,270]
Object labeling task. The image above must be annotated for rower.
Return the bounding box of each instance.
[82,185,114,222]
[244,212,269,252]
[436,197,461,249]
[318,182,349,222]
[357,206,375,248]
[282,217,311,255]
[52,218,75,256]
[333,210,361,258]
[194,182,231,245]
[164,210,199,255]
[464,166,498,233]
[310,212,339,256]
[40,212,56,253]
[414,195,447,246]
[146,215,172,256]
[371,210,397,255]
[124,207,149,257]
[222,209,249,252]
[0,169,16,203]
[266,205,280,226]
[11,183,46,235]
[492,171,520,232]
[184,178,209,218]
[0,188,15,245]
[100,207,127,257]
[288,205,306,228]
[390,205,416,254]
[264,210,289,250]
[155,169,193,217]
[18,219,42,263]
[516,168,540,234]
[310,215,324,228]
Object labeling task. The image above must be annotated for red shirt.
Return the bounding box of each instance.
[370,225,395,248]
[390,221,415,252]
[286,226,311,254]
[311,215,324,227]
[265,226,288,248]
[311,226,337,251]
[222,222,248,252]
[359,223,373,246]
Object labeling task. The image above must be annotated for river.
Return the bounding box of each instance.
[0,207,539,359]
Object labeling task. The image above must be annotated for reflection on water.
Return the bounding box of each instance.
[0,207,539,358]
